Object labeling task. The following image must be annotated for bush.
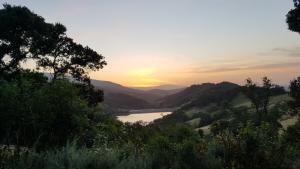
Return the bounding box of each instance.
[0,74,93,150]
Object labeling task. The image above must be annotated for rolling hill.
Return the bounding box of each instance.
[103,92,152,109]
[154,82,288,130]
[158,82,240,108]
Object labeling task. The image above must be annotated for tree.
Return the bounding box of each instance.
[261,77,272,115]
[294,0,300,7]
[0,75,93,150]
[287,0,300,34]
[244,78,261,116]
[0,4,61,74]
[215,122,291,169]
[0,4,106,83]
[37,36,106,83]
[75,83,104,106]
[243,77,273,124]
[289,77,300,114]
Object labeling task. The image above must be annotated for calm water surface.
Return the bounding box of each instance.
[117,112,172,123]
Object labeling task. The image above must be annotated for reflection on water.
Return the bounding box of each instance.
[117,112,172,123]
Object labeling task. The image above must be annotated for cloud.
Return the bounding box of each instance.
[187,62,300,74]
[272,48,294,53]
[184,46,300,74]
[270,47,300,57]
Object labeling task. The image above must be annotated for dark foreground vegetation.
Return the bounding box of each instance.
[1,2,300,169]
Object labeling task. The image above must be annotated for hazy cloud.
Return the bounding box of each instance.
[188,62,300,74]
[271,47,300,57]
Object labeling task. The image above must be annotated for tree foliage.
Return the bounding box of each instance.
[0,4,106,83]
[243,77,274,124]
[287,0,300,34]
[0,74,93,150]
[294,0,300,7]
[289,77,300,114]
[0,4,57,73]
[37,36,106,83]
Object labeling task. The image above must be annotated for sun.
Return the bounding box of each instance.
[127,68,166,87]
[128,68,156,77]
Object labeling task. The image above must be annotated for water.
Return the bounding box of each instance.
[117,111,172,124]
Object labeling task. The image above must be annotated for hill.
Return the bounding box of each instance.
[103,92,152,110]
[154,84,288,130]
[144,88,184,98]
[158,82,240,108]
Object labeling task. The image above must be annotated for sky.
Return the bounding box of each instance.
[2,0,300,87]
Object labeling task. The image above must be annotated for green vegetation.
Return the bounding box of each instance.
[155,79,288,130]
[1,2,300,169]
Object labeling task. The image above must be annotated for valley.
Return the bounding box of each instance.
[93,79,295,133]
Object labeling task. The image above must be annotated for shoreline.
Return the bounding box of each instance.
[128,108,176,114]
[113,107,177,116]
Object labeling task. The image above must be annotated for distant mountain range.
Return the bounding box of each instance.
[44,74,272,115]
[44,73,184,111]
[90,79,244,115]
[88,77,287,128]
[90,79,184,111]
[133,84,184,91]
[43,72,288,121]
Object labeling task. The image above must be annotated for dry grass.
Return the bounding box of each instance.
[196,125,211,135]
[280,115,299,130]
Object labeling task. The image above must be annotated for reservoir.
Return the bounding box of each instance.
[117,111,172,123]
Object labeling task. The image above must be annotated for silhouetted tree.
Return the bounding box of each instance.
[261,77,272,115]
[0,4,106,83]
[287,0,300,34]
[294,0,300,7]
[244,78,261,116]
[37,35,106,83]
[75,83,104,106]
[0,4,62,74]
[289,77,300,114]
[244,77,273,124]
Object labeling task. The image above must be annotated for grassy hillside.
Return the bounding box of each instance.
[155,92,290,129]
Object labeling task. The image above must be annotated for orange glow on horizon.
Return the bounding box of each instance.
[91,60,300,87]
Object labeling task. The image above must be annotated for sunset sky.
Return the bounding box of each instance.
[3,0,300,87]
